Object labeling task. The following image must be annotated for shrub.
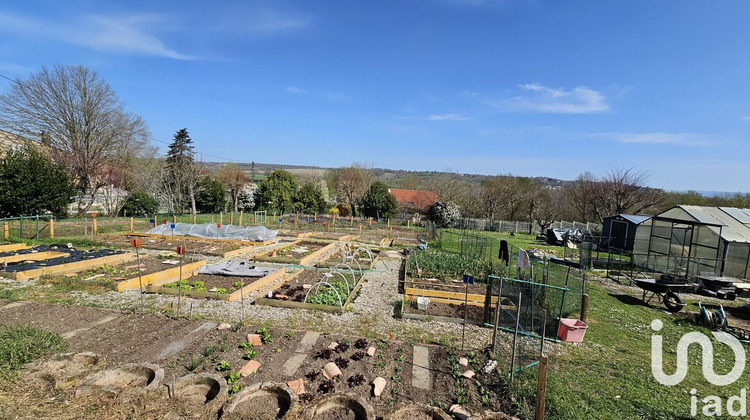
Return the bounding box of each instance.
[120,191,159,217]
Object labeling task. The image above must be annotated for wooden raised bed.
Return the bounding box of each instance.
[145,265,285,301]
[2,252,135,281]
[0,251,69,265]
[254,269,364,314]
[253,240,339,266]
[317,248,382,270]
[117,259,207,292]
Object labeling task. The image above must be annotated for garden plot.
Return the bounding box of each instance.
[104,234,255,258]
[401,250,507,325]
[255,268,362,314]
[318,244,381,271]
[145,262,284,301]
[356,234,394,247]
[0,248,134,281]
[155,325,517,418]
[253,239,339,266]
[306,232,357,241]
[0,244,69,265]
[64,255,207,292]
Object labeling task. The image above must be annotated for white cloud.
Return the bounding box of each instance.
[427,113,469,121]
[496,83,609,114]
[285,87,303,93]
[594,132,712,145]
[0,11,194,60]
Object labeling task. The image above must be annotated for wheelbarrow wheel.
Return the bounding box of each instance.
[664,291,686,313]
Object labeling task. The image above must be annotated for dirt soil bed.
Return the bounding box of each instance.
[67,256,180,286]
[166,273,271,294]
[403,278,488,295]
[271,240,331,259]
[270,269,356,303]
[0,302,518,419]
[105,234,246,256]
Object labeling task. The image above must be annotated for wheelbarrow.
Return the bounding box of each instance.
[633,277,687,313]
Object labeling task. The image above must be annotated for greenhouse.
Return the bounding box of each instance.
[633,205,750,281]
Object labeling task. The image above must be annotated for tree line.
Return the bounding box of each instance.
[0,65,745,227]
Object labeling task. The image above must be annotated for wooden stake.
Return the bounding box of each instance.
[173,215,177,224]
[581,293,589,323]
[491,278,504,355]
[535,354,549,420]
[4,222,8,240]
[193,215,197,224]
[211,214,214,223]
[93,217,98,235]
[129,217,134,232]
[239,211,243,225]
[49,219,54,239]
[510,292,522,382]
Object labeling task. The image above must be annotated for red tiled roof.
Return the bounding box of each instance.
[387,189,439,213]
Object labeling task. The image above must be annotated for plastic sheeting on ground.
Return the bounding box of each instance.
[148,222,278,242]
[198,260,277,277]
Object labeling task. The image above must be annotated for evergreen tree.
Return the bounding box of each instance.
[362,181,398,220]
[0,145,75,217]
[165,128,198,214]
[293,183,327,214]
[255,170,297,214]
[196,176,226,214]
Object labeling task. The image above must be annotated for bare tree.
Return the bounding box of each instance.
[0,65,151,214]
[218,162,248,211]
[333,163,373,216]
[567,172,598,223]
[586,168,665,222]
[533,188,566,233]
[422,171,480,217]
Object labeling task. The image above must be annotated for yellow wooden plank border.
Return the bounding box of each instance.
[0,243,29,252]
[226,267,286,302]
[299,242,338,266]
[8,252,135,281]
[117,260,207,291]
[0,251,69,264]
[253,239,302,259]
[221,245,255,259]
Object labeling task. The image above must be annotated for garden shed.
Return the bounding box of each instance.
[632,205,750,281]
[601,214,651,252]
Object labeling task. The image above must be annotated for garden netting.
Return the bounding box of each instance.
[148,222,278,242]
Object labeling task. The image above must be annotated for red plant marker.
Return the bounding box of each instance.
[131,238,141,248]
[176,246,186,255]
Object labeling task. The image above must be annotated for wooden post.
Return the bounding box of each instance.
[3,222,8,240]
[129,217,134,232]
[93,217,98,235]
[49,219,54,239]
[535,354,549,420]
[407,220,410,228]
[510,292,522,382]
[581,294,589,323]
[239,211,243,226]
[220,212,223,225]
[211,214,214,223]
[173,215,177,224]
[314,213,317,222]
[295,213,298,230]
[332,214,336,226]
[350,215,353,226]
[193,214,197,224]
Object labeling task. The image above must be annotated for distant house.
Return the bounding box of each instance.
[0,129,37,153]
[387,188,439,215]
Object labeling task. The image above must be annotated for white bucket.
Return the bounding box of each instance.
[417,296,430,311]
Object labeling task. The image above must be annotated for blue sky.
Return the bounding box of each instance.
[1,1,749,192]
